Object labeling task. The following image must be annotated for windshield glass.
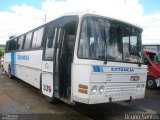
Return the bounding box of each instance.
[78,16,142,63]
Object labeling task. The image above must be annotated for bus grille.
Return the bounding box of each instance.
[105,84,136,94]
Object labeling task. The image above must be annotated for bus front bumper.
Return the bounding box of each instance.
[88,92,145,104]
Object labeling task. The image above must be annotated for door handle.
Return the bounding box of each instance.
[45,63,49,69]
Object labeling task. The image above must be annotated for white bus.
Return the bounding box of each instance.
[3,12,147,104]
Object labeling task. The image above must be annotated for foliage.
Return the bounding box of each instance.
[0,50,4,57]
[0,45,5,57]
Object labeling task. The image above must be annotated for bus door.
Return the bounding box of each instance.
[58,20,77,98]
[41,16,78,101]
[41,23,60,100]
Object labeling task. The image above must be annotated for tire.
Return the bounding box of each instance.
[146,77,157,89]
[8,65,14,79]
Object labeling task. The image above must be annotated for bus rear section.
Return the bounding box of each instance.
[143,49,160,89]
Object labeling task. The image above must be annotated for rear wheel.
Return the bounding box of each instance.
[146,77,157,89]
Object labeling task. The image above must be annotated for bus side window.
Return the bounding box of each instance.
[17,35,24,50]
[44,26,57,60]
[5,41,9,52]
[67,35,75,53]
[24,32,33,49]
[32,27,44,48]
[15,38,19,50]
[8,39,17,51]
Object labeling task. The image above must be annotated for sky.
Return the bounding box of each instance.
[0,0,160,45]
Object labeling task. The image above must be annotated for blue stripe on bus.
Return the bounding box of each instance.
[93,66,104,72]
[93,66,97,72]
[11,52,16,76]
[99,66,104,72]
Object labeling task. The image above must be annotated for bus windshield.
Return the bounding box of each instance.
[78,16,142,63]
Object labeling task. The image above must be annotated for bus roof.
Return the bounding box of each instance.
[61,11,142,29]
[143,44,160,46]
[6,11,142,42]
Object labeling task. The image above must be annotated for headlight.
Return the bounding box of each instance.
[136,84,140,91]
[91,85,97,94]
[99,86,105,93]
[141,84,145,90]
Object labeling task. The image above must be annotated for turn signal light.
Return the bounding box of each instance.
[79,84,88,89]
[78,84,88,94]
[78,89,88,94]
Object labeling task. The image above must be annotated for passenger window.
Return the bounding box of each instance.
[32,31,38,48]
[32,27,44,48]
[44,26,57,60]
[24,32,32,49]
[5,41,9,52]
[17,35,24,50]
[8,39,18,51]
[14,38,19,50]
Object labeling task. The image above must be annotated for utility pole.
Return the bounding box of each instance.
[45,14,46,23]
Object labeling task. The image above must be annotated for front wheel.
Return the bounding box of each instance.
[146,77,157,89]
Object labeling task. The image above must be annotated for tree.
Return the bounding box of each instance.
[0,45,5,57]
[0,49,4,57]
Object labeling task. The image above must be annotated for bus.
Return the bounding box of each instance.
[3,12,147,104]
[143,49,160,89]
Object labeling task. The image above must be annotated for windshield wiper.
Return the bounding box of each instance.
[98,56,107,64]
[138,59,141,67]
[104,60,107,64]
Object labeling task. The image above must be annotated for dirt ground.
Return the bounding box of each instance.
[0,68,160,120]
